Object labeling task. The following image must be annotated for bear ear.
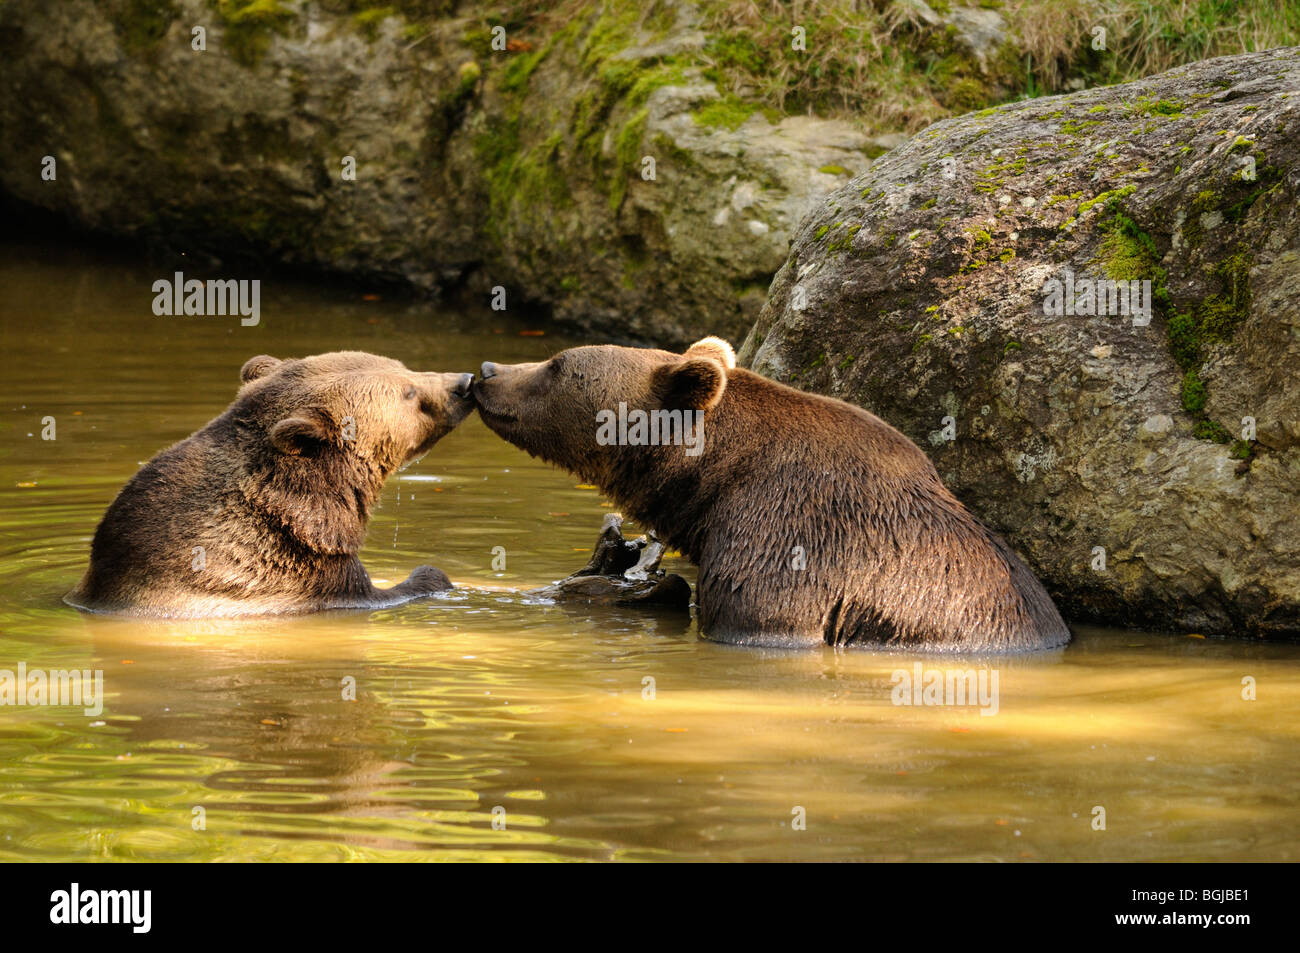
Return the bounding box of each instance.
[269,415,329,456]
[683,336,735,369]
[240,355,282,384]
[654,357,728,412]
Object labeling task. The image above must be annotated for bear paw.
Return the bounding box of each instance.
[400,565,452,595]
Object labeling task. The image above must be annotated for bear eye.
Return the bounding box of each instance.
[403,386,417,400]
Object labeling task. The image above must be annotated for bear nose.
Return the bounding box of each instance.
[480,361,497,380]
[453,373,474,397]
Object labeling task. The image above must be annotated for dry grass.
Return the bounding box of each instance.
[1008,0,1300,92]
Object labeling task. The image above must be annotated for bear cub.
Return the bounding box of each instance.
[67,351,473,617]
[473,337,1070,652]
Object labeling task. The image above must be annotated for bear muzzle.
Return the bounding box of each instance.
[470,362,520,425]
[415,371,477,439]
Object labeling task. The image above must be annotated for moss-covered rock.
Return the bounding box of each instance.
[0,0,874,344]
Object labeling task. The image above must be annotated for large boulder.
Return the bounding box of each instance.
[741,48,1300,638]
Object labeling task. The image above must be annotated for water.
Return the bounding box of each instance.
[0,240,1296,861]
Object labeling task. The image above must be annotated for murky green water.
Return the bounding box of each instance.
[0,240,1297,861]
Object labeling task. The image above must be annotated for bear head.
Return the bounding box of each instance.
[234,351,474,552]
[471,337,735,484]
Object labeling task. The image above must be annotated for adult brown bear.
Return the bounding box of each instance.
[472,337,1070,652]
[66,352,473,617]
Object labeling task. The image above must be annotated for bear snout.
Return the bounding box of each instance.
[452,372,474,398]
[469,365,519,425]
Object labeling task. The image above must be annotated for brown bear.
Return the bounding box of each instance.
[473,337,1070,652]
[66,351,474,618]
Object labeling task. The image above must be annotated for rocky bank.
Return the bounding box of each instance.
[0,0,888,344]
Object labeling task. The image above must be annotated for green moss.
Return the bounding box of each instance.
[461,26,494,58]
[500,43,550,93]
[1102,197,1257,443]
[552,11,694,209]
[625,61,690,107]
[1167,310,1200,368]
[818,164,849,175]
[215,0,297,67]
[478,114,570,236]
[609,107,648,211]
[692,95,759,131]
[352,6,395,41]
[1223,160,1284,222]
[427,59,481,148]
[116,0,180,54]
[1099,206,1164,285]
[1060,118,1101,135]
[946,76,992,112]
[1004,340,1022,354]
[1180,369,1206,414]
[650,132,697,169]
[1130,97,1184,119]
[814,224,830,240]
[1194,419,1232,444]
[827,223,861,253]
[456,60,481,95]
[1094,202,1245,445]
[1180,188,1218,248]
[1078,184,1135,216]
[1197,246,1253,342]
